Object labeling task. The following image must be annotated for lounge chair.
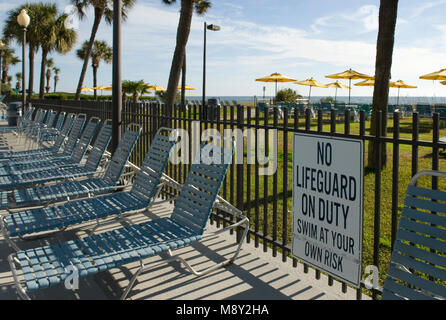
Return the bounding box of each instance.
[3,123,142,210]
[0,107,35,134]
[20,109,48,145]
[0,113,76,161]
[36,111,67,146]
[25,109,59,149]
[382,170,446,300]
[0,117,101,176]
[0,117,111,191]
[1,127,177,249]
[7,138,249,300]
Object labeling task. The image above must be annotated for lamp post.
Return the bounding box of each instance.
[17,9,30,111]
[0,40,4,88]
[111,0,122,154]
[202,22,220,116]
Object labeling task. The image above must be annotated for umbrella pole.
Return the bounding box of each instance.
[275,80,278,103]
[334,88,338,105]
[348,78,351,105]
[397,87,400,107]
[309,86,312,105]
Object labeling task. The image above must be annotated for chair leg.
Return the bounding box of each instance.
[121,217,249,300]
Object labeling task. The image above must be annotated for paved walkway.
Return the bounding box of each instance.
[0,125,365,300]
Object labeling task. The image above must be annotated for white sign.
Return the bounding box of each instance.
[291,133,363,287]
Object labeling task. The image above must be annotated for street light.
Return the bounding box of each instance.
[202,22,220,116]
[17,9,30,111]
[0,40,4,87]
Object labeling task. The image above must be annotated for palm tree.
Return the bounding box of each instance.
[162,0,211,118]
[6,76,12,87]
[15,72,22,90]
[38,8,77,99]
[71,0,136,100]
[368,0,399,169]
[45,58,54,93]
[122,80,147,103]
[1,47,20,85]
[76,40,112,100]
[3,3,50,101]
[53,67,60,92]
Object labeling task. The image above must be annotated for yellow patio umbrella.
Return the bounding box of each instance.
[389,80,417,106]
[147,85,166,91]
[441,80,446,85]
[326,68,372,104]
[325,81,350,104]
[81,87,94,92]
[419,68,446,80]
[419,69,446,103]
[294,78,327,103]
[103,86,112,91]
[354,78,375,86]
[255,72,297,97]
[178,85,196,90]
[92,85,106,90]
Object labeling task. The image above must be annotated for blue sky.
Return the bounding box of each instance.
[2,0,446,99]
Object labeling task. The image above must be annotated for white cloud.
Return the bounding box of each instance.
[311,5,378,35]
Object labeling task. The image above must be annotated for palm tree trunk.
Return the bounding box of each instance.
[39,49,48,99]
[367,0,399,169]
[93,65,98,100]
[163,0,194,123]
[1,66,7,85]
[54,78,58,93]
[27,45,35,101]
[74,8,104,100]
[46,71,51,93]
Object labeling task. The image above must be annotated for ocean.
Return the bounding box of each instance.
[188,96,446,105]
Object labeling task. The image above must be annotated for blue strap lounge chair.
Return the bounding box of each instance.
[0,127,176,250]
[20,109,48,144]
[0,107,35,134]
[4,123,142,210]
[7,139,249,300]
[0,118,111,191]
[0,117,101,176]
[0,113,76,161]
[24,109,59,149]
[0,114,84,167]
[382,170,446,300]
[35,111,66,146]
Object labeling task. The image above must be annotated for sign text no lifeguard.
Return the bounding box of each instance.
[292,133,363,287]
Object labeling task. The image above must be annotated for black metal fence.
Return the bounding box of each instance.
[29,98,446,300]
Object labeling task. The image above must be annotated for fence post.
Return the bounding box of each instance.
[236,105,244,243]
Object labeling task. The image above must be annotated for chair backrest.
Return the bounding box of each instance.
[382,170,446,300]
[33,108,46,124]
[296,103,306,113]
[102,123,141,184]
[171,142,233,234]
[258,102,267,112]
[69,117,101,163]
[45,110,58,128]
[83,120,113,172]
[53,111,66,131]
[335,103,346,114]
[416,104,432,116]
[321,102,332,112]
[435,105,446,119]
[60,114,87,156]
[52,113,76,151]
[129,129,178,202]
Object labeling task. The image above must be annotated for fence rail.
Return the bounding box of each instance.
[29,98,446,300]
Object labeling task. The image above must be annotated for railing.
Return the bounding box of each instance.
[29,99,446,300]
